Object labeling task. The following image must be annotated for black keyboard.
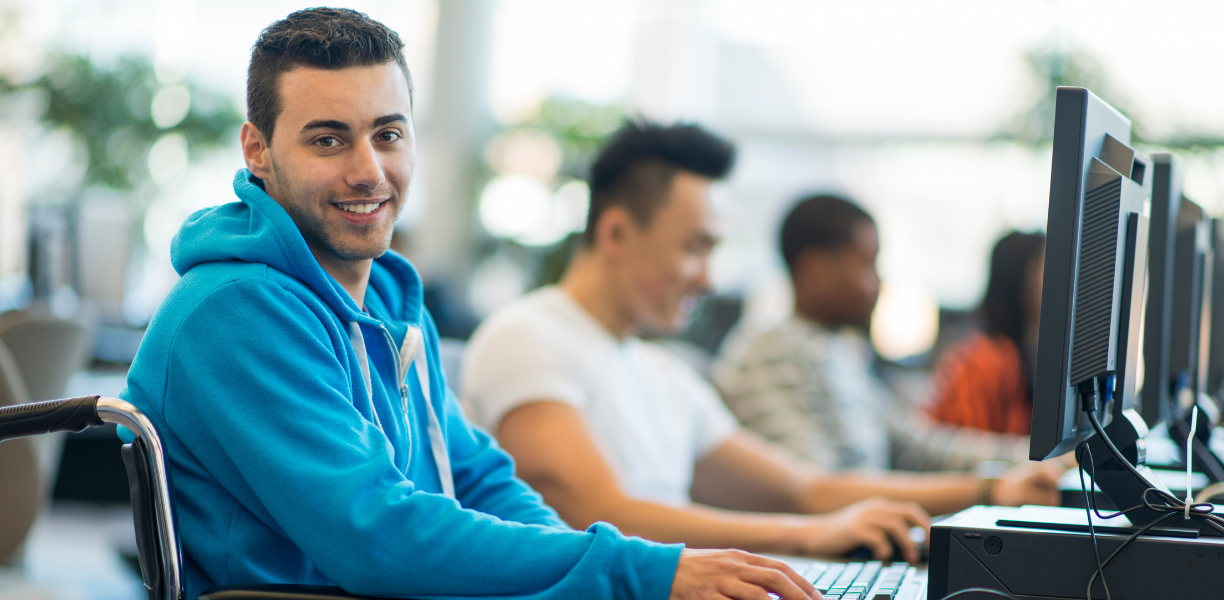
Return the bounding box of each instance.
[767,558,925,600]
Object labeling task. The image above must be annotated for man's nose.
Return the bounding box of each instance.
[346,139,386,191]
[693,262,712,295]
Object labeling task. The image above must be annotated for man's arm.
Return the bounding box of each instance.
[497,400,929,561]
[886,401,1031,472]
[693,430,1063,518]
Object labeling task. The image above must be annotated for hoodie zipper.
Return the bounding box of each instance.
[376,322,415,467]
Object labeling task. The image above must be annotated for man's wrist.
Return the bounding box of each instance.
[976,476,999,505]
[975,461,1009,505]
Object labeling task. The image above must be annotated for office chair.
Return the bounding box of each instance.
[0,395,380,600]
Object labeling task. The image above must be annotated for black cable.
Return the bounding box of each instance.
[1085,511,1179,597]
[1077,443,1111,600]
[938,588,1018,599]
[1084,407,1150,485]
[1080,443,1144,520]
[1139,488,1224,535]
[1073,400,1224,600]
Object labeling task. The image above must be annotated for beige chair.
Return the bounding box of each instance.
[0,312,93,402]
[0,312,92,492]
[0,339,42,565]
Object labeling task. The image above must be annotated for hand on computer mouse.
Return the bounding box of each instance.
[787,496,929,563]
[845,526,928,563]
[992,461,1064,506]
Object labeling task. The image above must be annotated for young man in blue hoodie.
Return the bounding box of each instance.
[121,8,817,600]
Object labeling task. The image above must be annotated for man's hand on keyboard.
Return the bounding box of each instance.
[670,548,820,600]
[992,461,1063,506]
[788,497,929,563]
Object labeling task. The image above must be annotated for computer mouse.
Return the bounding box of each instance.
[844,526,928,563]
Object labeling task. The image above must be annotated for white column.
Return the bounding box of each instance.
[411,0,498,286]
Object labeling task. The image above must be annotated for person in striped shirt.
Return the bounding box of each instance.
[714,195,1045,476]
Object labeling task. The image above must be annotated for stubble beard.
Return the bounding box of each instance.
[270,157,397,262]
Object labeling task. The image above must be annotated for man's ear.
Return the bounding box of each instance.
[794,247,834,292]
[593,206,636,260]
[241,122,273,182]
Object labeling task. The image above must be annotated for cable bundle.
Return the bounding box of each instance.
[1077,411,1224,600]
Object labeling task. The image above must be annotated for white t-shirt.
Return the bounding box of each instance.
[461,287,739,506]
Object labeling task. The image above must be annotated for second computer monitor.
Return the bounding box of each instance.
[1139,155,1212,427]
[1206,219,1224,403]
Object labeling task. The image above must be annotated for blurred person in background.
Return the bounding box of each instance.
[926,231,1046,435]
[462,122,1061,566]
[119,9,822,600]
[713,196,1054,480]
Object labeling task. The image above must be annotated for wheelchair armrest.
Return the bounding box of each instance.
[197,584,386,600]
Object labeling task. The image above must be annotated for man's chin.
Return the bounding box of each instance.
[639,312,689,337]
[321,234,393,262]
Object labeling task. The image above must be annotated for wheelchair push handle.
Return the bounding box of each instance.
[0,395,104,441]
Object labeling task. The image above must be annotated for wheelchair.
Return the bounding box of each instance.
[0,395,379,600]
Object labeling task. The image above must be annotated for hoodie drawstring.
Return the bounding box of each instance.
[349,321,455,499]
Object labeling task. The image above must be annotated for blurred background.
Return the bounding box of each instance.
[3,0,1224,597]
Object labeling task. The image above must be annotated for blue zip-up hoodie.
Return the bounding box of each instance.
[121,169,682,599]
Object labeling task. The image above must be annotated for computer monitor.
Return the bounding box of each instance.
[1029,87,1152,461]
[1167,197,1211,407]
[1138,155,1210,428]
[1144,157,1224,481]
[1206,219,1224,401]
[1138,155,1181,428]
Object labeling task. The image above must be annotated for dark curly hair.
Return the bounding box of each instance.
[778,194,875,272]
[584,120,736,245]
[247,7,413,143]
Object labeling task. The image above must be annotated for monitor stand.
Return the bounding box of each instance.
[1082,403,1223,535]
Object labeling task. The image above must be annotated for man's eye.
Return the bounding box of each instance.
[316,137,339,148]
[378,131,401,142]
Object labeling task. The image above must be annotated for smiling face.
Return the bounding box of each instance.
[242,62,415,265]
[612,171,719,333]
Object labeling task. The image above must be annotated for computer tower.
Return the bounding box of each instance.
[929,505,1224,599]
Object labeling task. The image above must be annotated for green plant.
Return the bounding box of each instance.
[3,52,242,195]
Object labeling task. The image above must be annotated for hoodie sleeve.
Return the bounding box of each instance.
[162,277,681,599]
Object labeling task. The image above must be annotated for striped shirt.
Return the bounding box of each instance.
[713,315,1029,472]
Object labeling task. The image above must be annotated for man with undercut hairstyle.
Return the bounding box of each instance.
[463,121,1061,566]
[120,8,819,600]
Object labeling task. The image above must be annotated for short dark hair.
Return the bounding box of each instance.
[779,194,875,271]
[584,120,736,244]
[247,7,413,143]
[981,231,1046,350]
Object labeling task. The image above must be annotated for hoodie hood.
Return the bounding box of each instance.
[170,169,423,326]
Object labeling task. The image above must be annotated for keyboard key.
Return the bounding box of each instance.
[848,561,882,592]
[868,564,911,600]
[815,564,845,592]
[804,563,829,583]
[829,562,863,593]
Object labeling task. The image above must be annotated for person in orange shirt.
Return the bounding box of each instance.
[927,231,1046,435]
